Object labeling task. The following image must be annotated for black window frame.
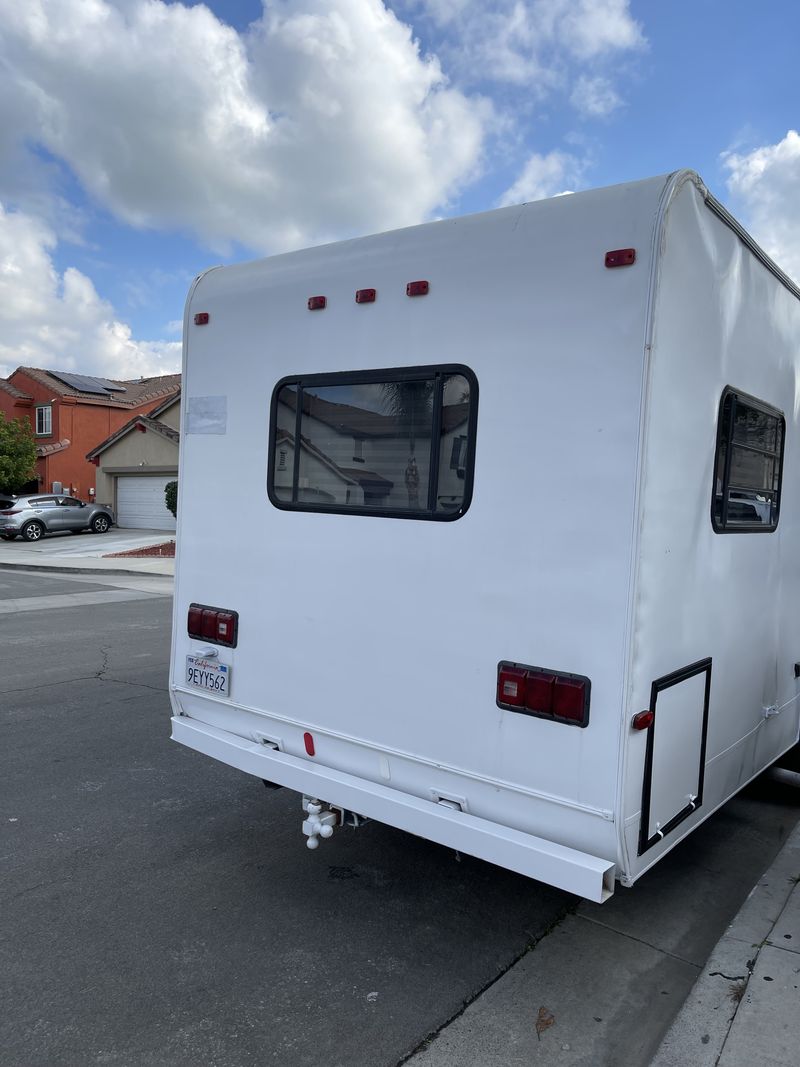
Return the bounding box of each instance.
[711,386,785,534]
[267,364,478,522]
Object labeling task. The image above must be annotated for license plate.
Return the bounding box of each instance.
[186,655,230,696]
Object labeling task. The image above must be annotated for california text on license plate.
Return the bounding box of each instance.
[186,655,230,695]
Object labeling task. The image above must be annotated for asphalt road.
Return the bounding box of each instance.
[2,568,799,1066]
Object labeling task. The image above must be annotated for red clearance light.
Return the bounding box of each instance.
[194,312,210,325]
[497,662,590,727]
[605,248,636,268]
[355,288,376,304]
[406,280,429,297]
[308,295,327,310]
[187,603,239,647]
[303,732,316,757]
[632,710,655,730]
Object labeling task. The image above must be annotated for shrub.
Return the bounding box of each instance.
[165,479,178,518]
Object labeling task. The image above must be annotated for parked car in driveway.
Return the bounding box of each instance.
[0,495,115,542]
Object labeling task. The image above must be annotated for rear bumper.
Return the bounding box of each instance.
[171,716,616,902]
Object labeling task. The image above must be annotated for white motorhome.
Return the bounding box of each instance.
[170,171,800,902]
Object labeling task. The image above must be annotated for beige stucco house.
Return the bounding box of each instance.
[86,392,180,530]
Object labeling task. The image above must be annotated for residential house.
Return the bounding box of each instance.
[86,392,180,530]
[0,367,180,501]
[272,378,471,513]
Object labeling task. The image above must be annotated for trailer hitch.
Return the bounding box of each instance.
[302,796,338,850]
[300,796,370,850]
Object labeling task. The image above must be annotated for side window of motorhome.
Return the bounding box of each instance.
[268,366,477,519]
[712,389,785,532]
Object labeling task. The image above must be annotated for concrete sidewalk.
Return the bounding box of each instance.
[0,529,174,577]
[651,813,800,1066]
[405,788,800,1067]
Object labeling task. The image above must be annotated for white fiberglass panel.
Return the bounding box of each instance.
[172,177,668,856]
[623,175,800,878]
[646,671,706,841]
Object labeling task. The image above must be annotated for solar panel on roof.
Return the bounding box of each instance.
[50,371,127,395]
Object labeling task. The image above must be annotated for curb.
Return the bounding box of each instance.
[650,813,800,1065]
[0,560,174,578]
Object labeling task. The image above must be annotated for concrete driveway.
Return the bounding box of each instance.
[0,527,171,559]
[0,528,175,576]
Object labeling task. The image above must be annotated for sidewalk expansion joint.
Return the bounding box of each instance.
[576,912,700,969]
[395,903,578,1066]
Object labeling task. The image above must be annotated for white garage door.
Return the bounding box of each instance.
[116,475,177,531]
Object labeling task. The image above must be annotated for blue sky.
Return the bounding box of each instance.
[1,0,798,382]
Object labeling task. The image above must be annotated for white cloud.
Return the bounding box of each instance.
[723,131,800,286]
[569,74,621,117]
[0,0,487,253]
[0,204,180,381]
[400,0,644,92]
[497,149,585,205]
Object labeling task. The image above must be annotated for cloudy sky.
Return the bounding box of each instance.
[0,0,798,381]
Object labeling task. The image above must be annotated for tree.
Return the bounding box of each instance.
[0,413,36,495]
[165,479,178,518]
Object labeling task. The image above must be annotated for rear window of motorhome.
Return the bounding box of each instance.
[268,365,477,519]
[712,389,784,532]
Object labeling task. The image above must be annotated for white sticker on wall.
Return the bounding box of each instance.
[186,396,227,435]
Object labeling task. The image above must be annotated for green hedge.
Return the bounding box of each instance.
[165,480,178,518]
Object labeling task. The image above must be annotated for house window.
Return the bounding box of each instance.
[35,406,52,436]
[712,388,784,532]
[268,364,478,521]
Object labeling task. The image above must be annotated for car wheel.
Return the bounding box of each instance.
[22,521,45,542]
[1,533,17,541]
[90,515,110,534]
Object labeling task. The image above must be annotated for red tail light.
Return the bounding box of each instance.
[188,603,239,648]
[0,508,21,515]
[497,661,590,727]
[498,666,527,707]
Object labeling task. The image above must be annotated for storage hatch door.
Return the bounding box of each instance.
[639,659,711,855]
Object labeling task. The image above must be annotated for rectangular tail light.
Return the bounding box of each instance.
[188,602,239,648]
[497,661,590,727]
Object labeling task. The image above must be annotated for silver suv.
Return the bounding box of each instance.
[0,494,115,542]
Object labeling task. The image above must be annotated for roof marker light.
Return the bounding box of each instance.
[194,312,210,325]
[406,280,429,297]
[355,288,376,304]
[605,248,636,268]
[308,295,327,310]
